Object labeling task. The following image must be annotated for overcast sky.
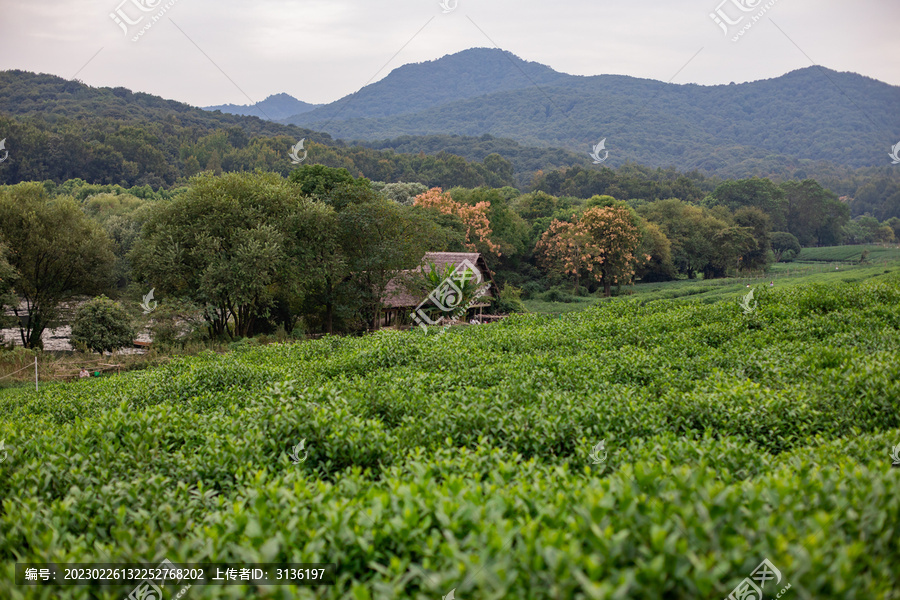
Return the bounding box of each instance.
[1,0,897,108]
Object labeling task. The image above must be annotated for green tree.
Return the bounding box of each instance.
[771,232,801,262]
[841,220,873,245]
[0,183,115,348]
[782,180,849,246]
[492,283,527,314]
[706,178,787,231]
[733,207,772,272]
[482,153,515,187]
[83,193,152,288]
[0,243,18,329]
[339,198,438,330]
[371,181,428,206]
[875,225,896,243]
[288,164,370,199]
[70,296,136,355]
[885,217,900,241]
[638,199,723,279]
[289,177,463,334]
[705,225,756,279]
[145,298,206,349]
[132,172,316,339]
[635,221,676,282]
[289,201,346,335]
[514,191,559,221]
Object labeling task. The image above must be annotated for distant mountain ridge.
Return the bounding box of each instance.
[204,93,320,121]
[280,48,900,172]
[289,48,567,123]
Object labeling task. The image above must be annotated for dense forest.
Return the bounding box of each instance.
[1,164,897,350]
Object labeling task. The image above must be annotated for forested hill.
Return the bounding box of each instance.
[0,70,317,137]
[284,48,900,173]
[0,70,522,189]
[2,68,899,217]
[0,70,330,187]
[284,48,566,123]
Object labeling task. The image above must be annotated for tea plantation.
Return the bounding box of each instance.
[1,274,899,599]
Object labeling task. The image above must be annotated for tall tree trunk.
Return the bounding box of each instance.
[323,301,332,334]
[15,303,46,350]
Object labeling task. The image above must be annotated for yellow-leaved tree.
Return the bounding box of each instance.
[536,205,648,296]
[413,187,501,255]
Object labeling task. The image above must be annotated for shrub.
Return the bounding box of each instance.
[70,295,136,355]
[521,280,546,299]
[491,283,528,314]
[146,298,206,349]
[541,286,579,303]
[772,231,801,262]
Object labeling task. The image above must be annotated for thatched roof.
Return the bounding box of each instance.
[382,252,498,309]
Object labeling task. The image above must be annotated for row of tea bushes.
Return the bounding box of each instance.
[1,273,899,598]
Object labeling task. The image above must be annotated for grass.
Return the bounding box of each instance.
[797,243,900,262]
[525,244,900,314]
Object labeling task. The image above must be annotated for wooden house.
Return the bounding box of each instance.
[381,252,499,328]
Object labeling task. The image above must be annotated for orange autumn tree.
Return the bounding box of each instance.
[413,187,501,255]
[534,219,605,294]
[536,205,648,296]
[581,205,648,296]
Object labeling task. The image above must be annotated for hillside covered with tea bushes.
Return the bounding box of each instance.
[1,274,899,599]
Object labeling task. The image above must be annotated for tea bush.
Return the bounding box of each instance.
[1,273,899,598]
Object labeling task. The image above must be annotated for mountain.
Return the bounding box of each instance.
[203,93,320,121]
[283,48,900,173]
[2,68,898,216]
[287,48,566,124]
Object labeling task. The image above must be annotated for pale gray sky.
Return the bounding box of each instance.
[1,0,897,108]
